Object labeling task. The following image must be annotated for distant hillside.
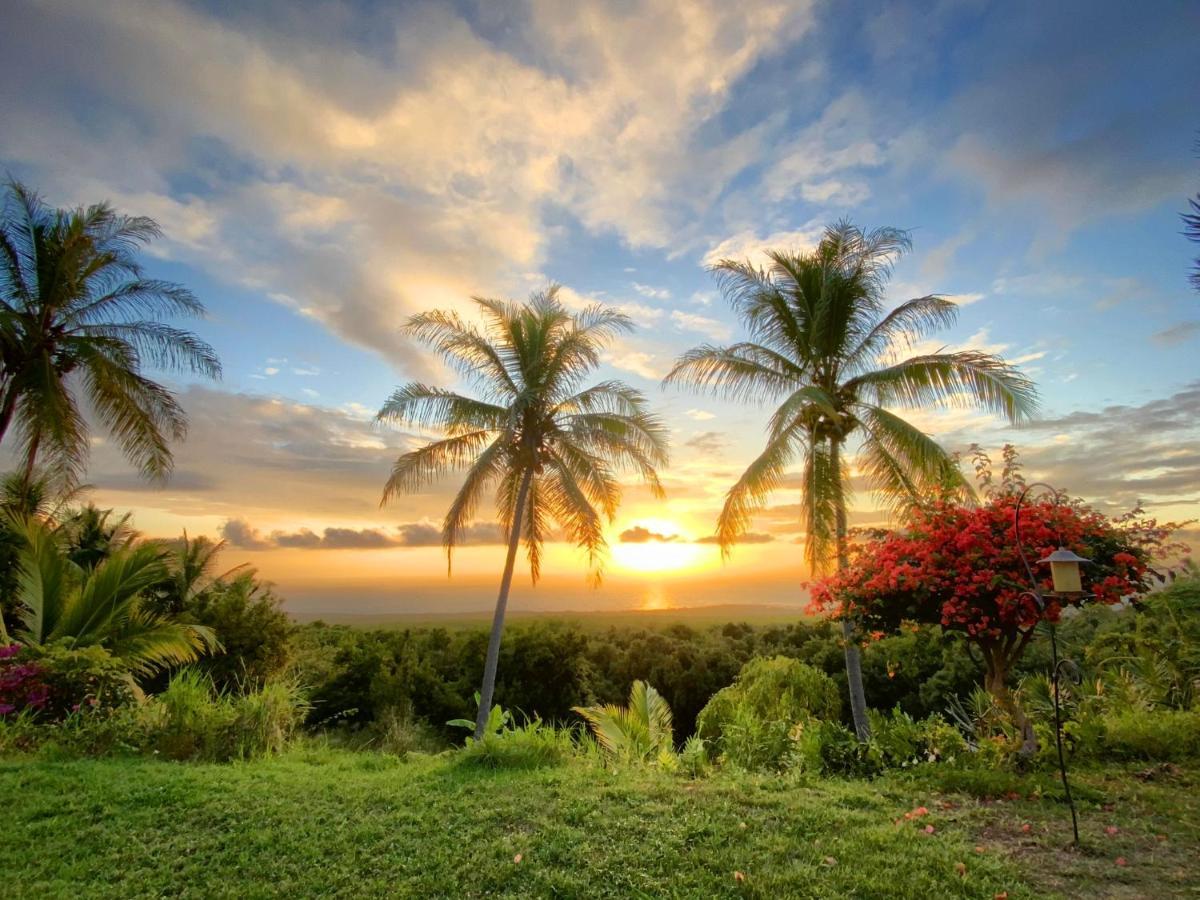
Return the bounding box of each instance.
[288,603,811,631]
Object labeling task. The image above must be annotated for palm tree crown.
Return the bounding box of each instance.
[666,222,1038,572]
[378,286,669,582]
[7,516,216,675]
[0,180,220,485]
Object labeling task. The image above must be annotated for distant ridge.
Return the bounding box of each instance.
[288,602,810,629]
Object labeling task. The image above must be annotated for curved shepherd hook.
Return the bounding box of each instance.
[1013,482,1083,847]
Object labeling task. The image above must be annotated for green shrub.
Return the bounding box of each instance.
[146,669,306,762]
[696,657,840,771]
[369,706,446,756]
[790,717,882,777]
[455,717,575,770]
[869,708,968,768]
[184,574,292,693]
[230,680,306,758]
[1096,708,1200,761]
[676,735,710,778]
[8,642,138,720]
[716,702,796,772]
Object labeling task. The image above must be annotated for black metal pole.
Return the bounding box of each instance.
[1048,623,1080,845]
[1014,483,1081,848]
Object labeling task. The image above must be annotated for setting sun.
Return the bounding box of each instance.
[610,519,712,574]
[613,540,706,574]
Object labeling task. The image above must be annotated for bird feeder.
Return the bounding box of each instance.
[1037,547,1090,594]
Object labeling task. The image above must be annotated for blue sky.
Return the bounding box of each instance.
[2,0,1197,613]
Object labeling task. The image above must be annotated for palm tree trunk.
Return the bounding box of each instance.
[473,467,532,740]
[832,439,871,741]
[0,389,18,447]
[21,433,40,489]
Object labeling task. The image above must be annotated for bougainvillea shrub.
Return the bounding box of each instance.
[0,644,50,716]
[810,492,1177,751]
[0,643,136,720]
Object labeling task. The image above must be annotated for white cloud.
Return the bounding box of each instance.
[702,223,824,268]
[669,310,732,341]
[760,91,884,207]
[604,350,664,380]
[0,0,818,374]
[632,282,671,300]
[685,409,716,421]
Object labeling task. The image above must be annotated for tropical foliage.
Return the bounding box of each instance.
[573,679,674,762]
[0,179,220,485]
[667,221,1038,738]
[377,287,668,736]
[4,517,216,676]
[695,656,840,769]
[809,492,1170,751]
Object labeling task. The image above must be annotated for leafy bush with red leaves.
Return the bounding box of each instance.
[809,491,1178,749]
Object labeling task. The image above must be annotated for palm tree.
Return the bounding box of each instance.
[0,180,220,486]
[7,516,217,675]
[61,503,136,571]
[665,222,1038,739]
[152,533,244,616]
[573,680,674,762]
[378,287,669,739]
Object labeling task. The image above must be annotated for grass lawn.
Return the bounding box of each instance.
[3,749,1197,898]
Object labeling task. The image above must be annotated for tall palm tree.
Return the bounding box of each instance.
[0,180,220,486]
[378,287,669,738]
[7,516,217,674]
[665,223,1038,739]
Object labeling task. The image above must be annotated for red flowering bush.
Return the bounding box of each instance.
[809,492,1175,752]
[0,644,51,716]
[0,642,136,721]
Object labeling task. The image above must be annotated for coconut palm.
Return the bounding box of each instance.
[573,680,674,762]
[61,503,136,571]
[0,179,220,486]
[378,287,669,738]
[665,222,1038,739]
[7,516,217,675]
[152,533,244,616]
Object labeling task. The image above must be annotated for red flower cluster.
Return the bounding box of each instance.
[0,645,51,717]
[809,494,1156,642]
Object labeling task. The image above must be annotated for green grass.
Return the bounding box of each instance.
[3,750,1197,898]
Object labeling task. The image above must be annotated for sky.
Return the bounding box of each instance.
[2,0,1198,616]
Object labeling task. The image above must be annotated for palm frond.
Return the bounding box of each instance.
[573,680,673,760]
[402,309,518,399]
[716,419,804,557]
[11,515,75,643]
[441,435,509,572]
[76,321,221,378]
[376,383,509,433]
[847,351,1039,423]
[843,295,959,373]
[542,455,608,581]
[380,430,495,504]
[855,405,969,514]
[663,342,800,403]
